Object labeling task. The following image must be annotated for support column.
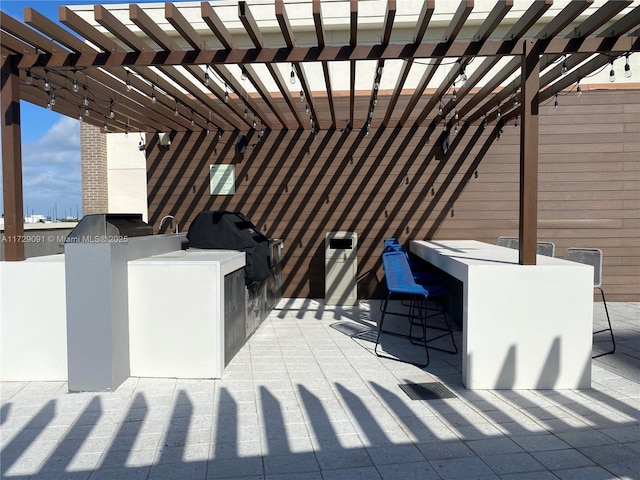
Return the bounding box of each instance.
[1,53,25,261]
[519,39,540,265]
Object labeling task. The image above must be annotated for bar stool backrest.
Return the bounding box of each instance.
[497,236,519,249]
[382,251,417,290]
[563,247,603,288]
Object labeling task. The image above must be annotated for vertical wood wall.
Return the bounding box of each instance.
[146,90,639,301]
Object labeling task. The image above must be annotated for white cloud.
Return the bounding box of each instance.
[22,117,81,217]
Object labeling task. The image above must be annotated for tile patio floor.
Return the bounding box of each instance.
[1,300,638,480]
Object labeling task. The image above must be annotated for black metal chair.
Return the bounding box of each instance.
[563,247,615,358]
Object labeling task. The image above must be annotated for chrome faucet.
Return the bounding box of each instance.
[159,214,179,234]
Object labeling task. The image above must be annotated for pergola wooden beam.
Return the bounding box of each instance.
[382,0,434,128]
[367,0,395,128]
[313,0,336,129]
[349,0,357,128]
[165,3,204,51]
[0,11,67,55]
[201,2,235,50]
[519,39,540,266]
[130,4,180,51]
[1,54,25,260]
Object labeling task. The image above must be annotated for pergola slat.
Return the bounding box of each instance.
[95,5,149,53]
[130,4,180,51]
[597,5,640,37]
[201,2,235,50]
[165,3,204,51]
[397,0,474,127]
[349,0,357,129]
[313,0,335,129]
[242,63,295,129]
[0,11,67,54]
[382,0,434,128]
[59,6,125,53]
[24,7,98,54]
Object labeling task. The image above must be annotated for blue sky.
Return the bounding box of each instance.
[0,1,158,219]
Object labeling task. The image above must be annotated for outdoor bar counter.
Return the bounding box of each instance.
[410,240,594,390]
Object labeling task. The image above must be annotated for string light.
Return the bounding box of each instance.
[373,94,378,105]
[452,89,457,102]
[252,115,257,129]
[576,80,582,96]
[217,128,223,140]
[125,124,129,137]
[190,111,195,126]
[103,120,108,132]
[299,90,304,102]
[290,63,296,84]
[482,113,487,129]
[46,97,52,110]
[204,67,210,86]
[513,93,519,107]
[554,93,559,109]
[561,56,568,75]
[454,110,459,120]
[241,65,247,81]
[224,84,229,104]
[50,92,56,106]
[72,71,78,92]
[43,72,51,92]
[108,100,115,119]
[26,69,33,85]
[305,103,309,115]
[84,106,90,117]
[244,107,248,119]
[454,125,458,134]
[438,99,443,115]
[126,70,132,91]
[496,105,501,118]
[609,60,615,82]
[78,107,83,122]
[83,88,89,107]
[174,102,179,116]
[624,53,631,78]
[366,122,371,135]
[514,116,519,128]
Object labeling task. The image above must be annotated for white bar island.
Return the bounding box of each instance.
[410,240,594,390]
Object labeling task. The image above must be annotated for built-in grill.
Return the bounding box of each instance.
[187,211,271,285]
[66,213,153,241]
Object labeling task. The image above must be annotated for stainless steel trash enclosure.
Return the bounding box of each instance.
[325,231,357,306]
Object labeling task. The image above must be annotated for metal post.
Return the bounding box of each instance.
[519,39,539,265]
[1,53,25,261]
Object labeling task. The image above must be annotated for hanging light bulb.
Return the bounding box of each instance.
[554,93,559,109]
[373,78,380,90]
[513,94,519,107]
[190,112,195,126]
[452,89,457,102]
[241,65,247,81]
[78,107,83,122]
[151,86,157,103]
[366,122,370,134]
[454,125,458,134]
[83,94,89,107]
[224,85,229,104]
[174,102,179,116]
[50,92,56,106]
[514,116,519,128]
[244,107,248,119]
[217,128,223,140]
[377,66,383,75]
[373,94,378,105]
[482,113,487,129]
[438,100,443,115]
[85,106,90,117]
[561,58,568,75]
[496,106,501,118]
[252,115,257,129]
[109,105,114,119]
[576,80,582,96]
[290,64,296,84]
[305,103,309,115]
[103,121,108,132]
[44,74,51,92]
[46,97,52,110]
[72,71,78,92]
[454,110,459,120]
[609,60,615,82]
[126,70,132,91]
[204,68,210,86]
[625,53,631,78]
[125,125,129,137]
[299,90,304,102]
[443,124,447,132]
[25,69,33,85]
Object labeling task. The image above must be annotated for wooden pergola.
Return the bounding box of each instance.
[2,0,639,262]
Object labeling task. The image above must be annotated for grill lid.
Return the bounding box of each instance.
[66,214,153,241]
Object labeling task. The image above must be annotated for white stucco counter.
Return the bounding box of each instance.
[128,249,246,379]
[410,240,593,390]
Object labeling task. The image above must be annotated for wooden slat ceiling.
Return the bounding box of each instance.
[1,0,639,135]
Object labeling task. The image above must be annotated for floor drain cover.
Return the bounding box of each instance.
[330,321,370,337]
[399,382,456,401]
